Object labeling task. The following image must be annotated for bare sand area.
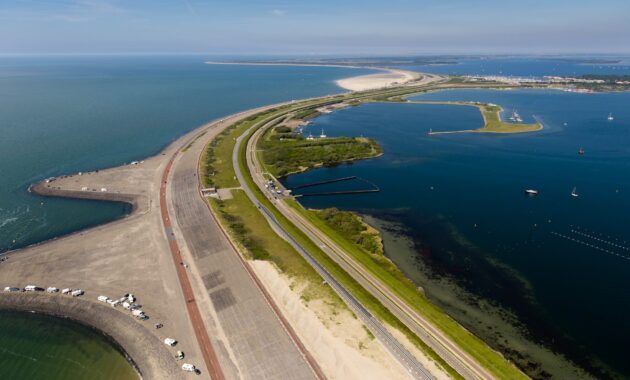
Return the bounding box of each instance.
[335,69,422,91]
[250,260,450,380]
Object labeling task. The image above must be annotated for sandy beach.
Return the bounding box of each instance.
[335,69,421,91]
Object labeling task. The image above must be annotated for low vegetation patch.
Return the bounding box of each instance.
[314,208,382,255]
[293,108,321,120]
[261,136,382,177]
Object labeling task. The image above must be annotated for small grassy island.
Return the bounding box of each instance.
[474,103,542,133]
[260,111,382,177]
[407,100,543,134]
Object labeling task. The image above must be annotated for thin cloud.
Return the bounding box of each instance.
[271,9,286,16]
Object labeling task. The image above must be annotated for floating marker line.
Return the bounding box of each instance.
[551,232,630,261]
[570,229,630,251]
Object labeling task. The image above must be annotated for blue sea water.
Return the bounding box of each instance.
[288,89,630,378]
[0,55,372,253]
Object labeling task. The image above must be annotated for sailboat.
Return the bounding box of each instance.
[608,113,614,121]
[509,110,519,122]
[571,187,579,197]
[578,147,585,155]
[508,110,523,123]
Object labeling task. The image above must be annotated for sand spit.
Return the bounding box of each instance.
[336,69,422,91]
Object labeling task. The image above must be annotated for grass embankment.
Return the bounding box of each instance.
[201,111,278,188]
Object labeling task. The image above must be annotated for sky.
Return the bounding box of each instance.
[1,0,629,55]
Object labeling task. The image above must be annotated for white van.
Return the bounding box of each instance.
[97,296,109,303]
[46,287,59,293]
[24,285,38,292]
[71,289,84,297]
[62,288,72,295]
[182,363,195,372]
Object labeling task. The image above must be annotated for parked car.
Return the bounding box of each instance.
[164,338,177,347]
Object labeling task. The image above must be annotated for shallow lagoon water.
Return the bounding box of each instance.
[288,89,630,379]
[0,311,137,380]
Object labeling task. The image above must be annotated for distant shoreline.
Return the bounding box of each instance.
[204,61,422,91]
